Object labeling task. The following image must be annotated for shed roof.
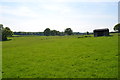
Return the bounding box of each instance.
[94,28,109,31]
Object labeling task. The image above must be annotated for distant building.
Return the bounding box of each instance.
[93,28,109,37]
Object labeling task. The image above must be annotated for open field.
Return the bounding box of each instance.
[2,34,118,78]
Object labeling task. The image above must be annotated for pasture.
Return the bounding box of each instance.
[2,34,118,78]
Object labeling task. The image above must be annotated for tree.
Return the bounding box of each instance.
[64,28,73,35]
[50,30,60,36]
[0,24,13,41]
[44,28,51,36]
[51,30,57,36]
[86,31,89,35]
[0,24,3,40]
[114,23,120,32]
[4,27,13,37]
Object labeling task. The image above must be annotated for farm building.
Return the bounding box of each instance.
[93,28,109,37]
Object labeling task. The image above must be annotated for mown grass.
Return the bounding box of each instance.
[2,33,118,78]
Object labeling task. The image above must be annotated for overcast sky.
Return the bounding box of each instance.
[0,0,119,32]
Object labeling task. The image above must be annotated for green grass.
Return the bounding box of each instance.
[2,34,118,78]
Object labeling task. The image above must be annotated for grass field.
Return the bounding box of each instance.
[2,34,118,78]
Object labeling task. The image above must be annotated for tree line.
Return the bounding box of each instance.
[43,28,73,36]
[0,23,120,41]
[0,24,74,41]
[14,28,73,36]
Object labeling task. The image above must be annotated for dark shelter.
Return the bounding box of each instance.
[93,28,109,37]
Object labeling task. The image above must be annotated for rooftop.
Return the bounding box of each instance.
[94,28,109,31]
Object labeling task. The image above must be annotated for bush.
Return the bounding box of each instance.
[0,24,13,41]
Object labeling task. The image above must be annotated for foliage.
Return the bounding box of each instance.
[44,28,51,36]
[86,31,89,35]
[50,30,60,36]
[113,23,120,32]
[0,24,13,41]
[51,30,57,36]
[0,24,3,40]
[2,33,118,78]
[43,28,62,36]
[64,28,73,35]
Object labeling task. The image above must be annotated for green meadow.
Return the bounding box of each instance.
[2,34,118,78]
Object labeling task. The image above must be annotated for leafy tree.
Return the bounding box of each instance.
[44,28,51,36]
[0,24,3,40]
[4,27,13,37]
[86,31,89,35]
[50,30,60,36]
[51,30,56,36]
[0,24,13,41]
[64,28,73,35]
[114,23,120,32]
